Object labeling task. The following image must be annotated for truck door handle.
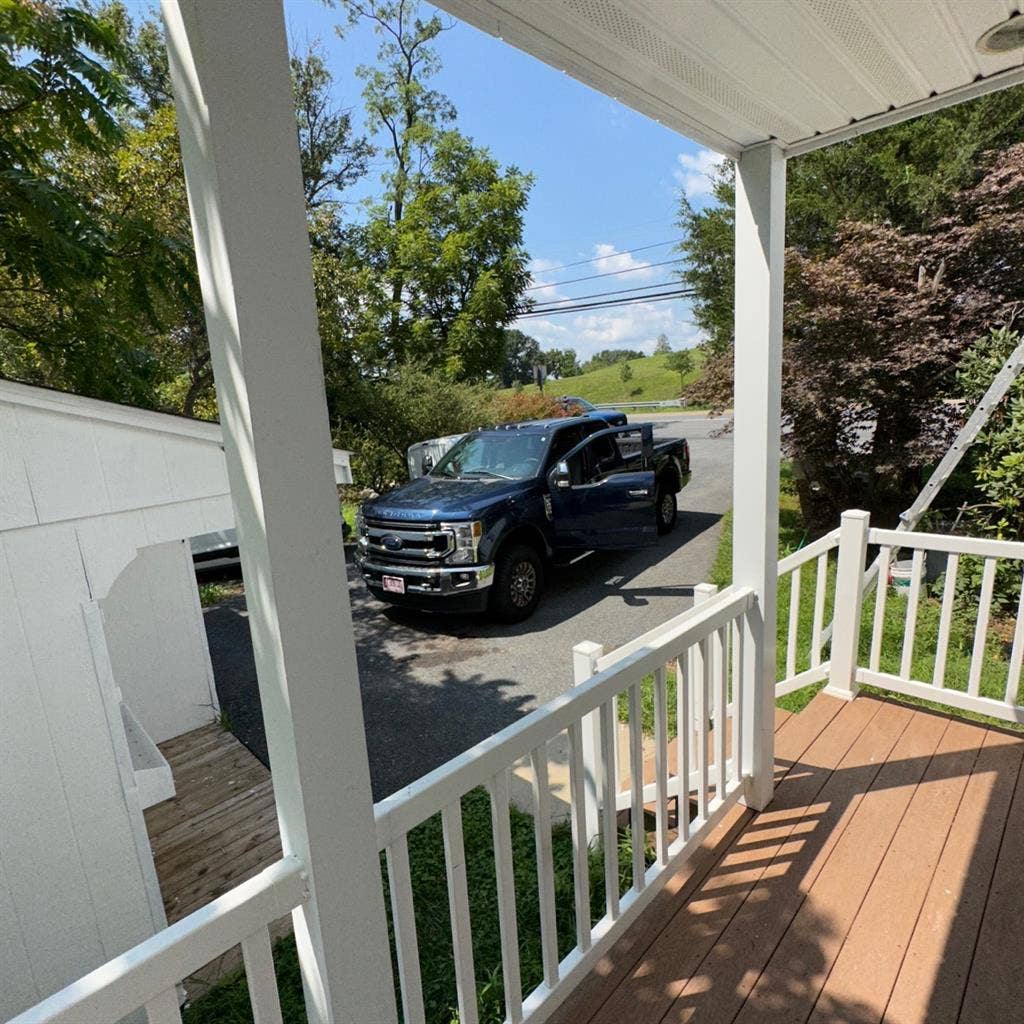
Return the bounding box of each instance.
[629,489,649,497]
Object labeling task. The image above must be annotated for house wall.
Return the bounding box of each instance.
[0,380,351,1017]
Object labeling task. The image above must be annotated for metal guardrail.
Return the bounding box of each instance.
[593,399,684,409]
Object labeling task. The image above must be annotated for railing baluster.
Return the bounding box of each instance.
[732,619,744,785]
[530,744,559,989]
[442,801,478,1024]
[811,553,828,667]
[627,683,645,892]
[933,552,960,688]
[714,626,728,802]
[598,700,620,920]
[145,989,183,1024]
[1006,574,1024,706]
[900,548,925,679]
[968,557,997,697]
[241,927,284,1024]
[487,771,523,1023]
[676,654,690,843]
[385,836,425,1024]
[653,666,669,866]
[566,722,592,956]
[695,638,709,825]
[870,545,891,671]
[786,568,800,677]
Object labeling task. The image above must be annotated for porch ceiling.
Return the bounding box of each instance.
[435,0,1024,157]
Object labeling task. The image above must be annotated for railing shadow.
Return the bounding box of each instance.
[561,697,1023,1024]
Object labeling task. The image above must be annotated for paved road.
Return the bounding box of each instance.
[204,413,733,799]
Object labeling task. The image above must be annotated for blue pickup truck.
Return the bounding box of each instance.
[354,417,690,621]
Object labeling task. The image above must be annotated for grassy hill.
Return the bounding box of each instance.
[500,351,702,406]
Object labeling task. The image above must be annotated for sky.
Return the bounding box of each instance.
[277,1,724,360]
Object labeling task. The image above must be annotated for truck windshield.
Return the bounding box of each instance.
[431,432,549,480]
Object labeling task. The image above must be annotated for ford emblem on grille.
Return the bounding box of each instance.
[382,534,403,551]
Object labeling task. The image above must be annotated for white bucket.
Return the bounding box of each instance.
[889,559,922,594]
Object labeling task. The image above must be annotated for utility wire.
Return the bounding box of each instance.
[533,238,683,275]
[529,280,693,311]
[527,257,685,291]
[519,289,691,317]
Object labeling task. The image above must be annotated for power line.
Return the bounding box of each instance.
[529,280,693,311]
[519,289,691,318]
[533,238,683,275]
[526,257,684,291]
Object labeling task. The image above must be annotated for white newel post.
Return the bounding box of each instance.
[732,141,786,811]
[824,510,871,700]
[162,3,398,1022]
[573,640,604,844]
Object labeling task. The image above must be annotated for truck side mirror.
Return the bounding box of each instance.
[422,454,435,474]
[549,460,571,489]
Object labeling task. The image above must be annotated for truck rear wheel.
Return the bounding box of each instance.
[490,543,544,622]
[655,483,677,535]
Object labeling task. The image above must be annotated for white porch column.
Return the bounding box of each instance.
[732,141,786,812]
[162,3,397,1022]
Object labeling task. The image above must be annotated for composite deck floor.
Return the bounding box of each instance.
[552,691,1024,1024]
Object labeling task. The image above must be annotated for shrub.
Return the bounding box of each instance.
[488,390,567,423]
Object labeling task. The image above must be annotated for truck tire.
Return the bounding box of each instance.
[655,482,677,535]
[490,543,544,622]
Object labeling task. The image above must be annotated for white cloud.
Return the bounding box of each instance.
[590,242,657,280]
[673,147,722,201]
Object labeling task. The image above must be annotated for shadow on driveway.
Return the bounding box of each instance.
[204,509,721,799]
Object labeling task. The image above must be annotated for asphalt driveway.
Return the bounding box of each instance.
[204,413,732,799]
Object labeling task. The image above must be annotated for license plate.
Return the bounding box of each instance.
[382,575,406,595]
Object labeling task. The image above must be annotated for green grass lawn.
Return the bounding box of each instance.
[624,465,1020,727]
[500,351,704,406]
[183,791,647,1024]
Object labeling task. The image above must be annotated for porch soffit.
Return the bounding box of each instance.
[435,0,1024,158]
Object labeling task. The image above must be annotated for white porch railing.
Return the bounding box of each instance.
[10,585,758,1024]
[775,511,1024,725]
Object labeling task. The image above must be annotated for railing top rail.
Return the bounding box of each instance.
[594,585,735,671]
[777,528,840,575]
[374,586,756,849]
[7,856,306,1024]
[870,527,1024,561]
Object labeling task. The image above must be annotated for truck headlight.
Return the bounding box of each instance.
[443,520,483,563]
[355,508,368,547]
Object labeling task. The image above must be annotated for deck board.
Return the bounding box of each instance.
[554,693,1024,1024]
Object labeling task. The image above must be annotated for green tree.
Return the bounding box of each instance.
[664,348,694,391]
[676,87,1024,354]
[619,360,634,386]
[653,333,671,354]
[339,0,532,381]
[291,44,373,209]
[542,347,579,379]
[582,348,643,371]
[498,328,541,387]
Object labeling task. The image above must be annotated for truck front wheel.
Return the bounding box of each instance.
[490,543,544,622]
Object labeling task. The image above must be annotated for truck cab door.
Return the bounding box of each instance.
[547,426,657,548]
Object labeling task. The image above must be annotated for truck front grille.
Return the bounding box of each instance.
[363,518,453,564]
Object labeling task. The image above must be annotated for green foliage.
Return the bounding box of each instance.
[580,348,644,372]
[653,333,671,355]
[498,328,541,386]
[618,360,634,384]
[663,349,694,391]
[341,364,493,490]
[540,347,580,379]
[676,87,1024,355]
[183,788,647,1024]
[955,328,1024,540]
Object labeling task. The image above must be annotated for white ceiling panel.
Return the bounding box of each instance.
[437,0,1024,156]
